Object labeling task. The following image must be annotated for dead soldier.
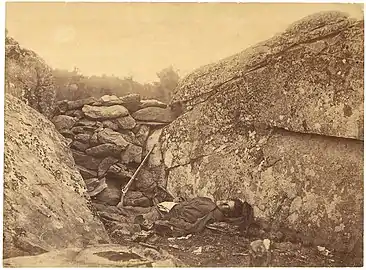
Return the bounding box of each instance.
[134,196,254,237]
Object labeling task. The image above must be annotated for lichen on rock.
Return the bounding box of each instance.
[159,11,364,258]
[4,94,110,258]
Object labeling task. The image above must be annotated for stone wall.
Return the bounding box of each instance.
[52,94,176,207]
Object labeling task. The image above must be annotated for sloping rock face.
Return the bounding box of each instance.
[159,11,364,259]
[5,33,56,119]
[4,94,110,259]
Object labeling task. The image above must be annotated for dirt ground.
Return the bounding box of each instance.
[112,228,359,267]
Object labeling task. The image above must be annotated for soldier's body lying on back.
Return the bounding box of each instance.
[134,196,254,237]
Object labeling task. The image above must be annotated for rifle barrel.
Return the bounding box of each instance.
[118,145,156,207]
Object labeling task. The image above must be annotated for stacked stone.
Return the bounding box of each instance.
[52,94,175,207]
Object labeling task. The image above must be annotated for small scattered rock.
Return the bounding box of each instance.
[169,244,182,250]
[192,247,202,255]
[263,239,271,250]
[317,245,331,256]
[249,239,271,266]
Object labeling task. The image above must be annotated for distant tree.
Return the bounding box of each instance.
[156,66,180,103]
[157,66,179,90]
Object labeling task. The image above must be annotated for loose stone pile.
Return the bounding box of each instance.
[52,94,175,208]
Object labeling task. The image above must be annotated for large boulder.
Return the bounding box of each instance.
[160,11,364,260]
[171,11,363,140]
[4,94,110,258]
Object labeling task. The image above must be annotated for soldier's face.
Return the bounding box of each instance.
[216,200,235,215]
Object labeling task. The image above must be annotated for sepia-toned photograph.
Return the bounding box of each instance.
[3,1,364,267]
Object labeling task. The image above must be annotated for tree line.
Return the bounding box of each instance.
[53,66,180,104]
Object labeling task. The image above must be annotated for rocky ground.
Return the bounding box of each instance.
[111,225,356,267]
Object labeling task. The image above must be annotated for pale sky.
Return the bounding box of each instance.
[5,2,364,83]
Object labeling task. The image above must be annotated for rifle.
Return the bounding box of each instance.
[117,145,156,208]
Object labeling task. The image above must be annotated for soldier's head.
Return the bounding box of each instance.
[216,198,246,218]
